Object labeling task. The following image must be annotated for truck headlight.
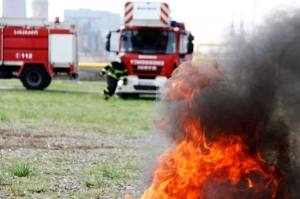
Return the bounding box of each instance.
[118,80,124,86]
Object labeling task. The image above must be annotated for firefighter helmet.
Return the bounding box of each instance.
[118,53,125,59]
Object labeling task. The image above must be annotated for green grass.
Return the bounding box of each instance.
[0,172,4,183]
[11,184,26,197]
[9,162,33,177]
[85,177,105,188]
[0,86,156,135]
[0,78,105,91]
[0,79,157,198]
[100,164,126,179]
[27,185,48,194]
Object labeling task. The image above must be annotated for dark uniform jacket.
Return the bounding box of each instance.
[101,61,127,80]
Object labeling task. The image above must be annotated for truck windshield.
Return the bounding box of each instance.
[120,30,176,54]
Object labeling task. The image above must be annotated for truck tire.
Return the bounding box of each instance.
[0,71,13,79]
[21,66,50,90]
[117,93,129,99]
[42,76,52,89]
[117,93,139,99]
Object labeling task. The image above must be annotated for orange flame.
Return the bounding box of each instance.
[126,63,288,199]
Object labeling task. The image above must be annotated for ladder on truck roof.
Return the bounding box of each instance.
[0,17,76,30]
[0,17,47,27]
[48,21,76,30]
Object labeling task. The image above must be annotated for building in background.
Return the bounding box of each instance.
[2,0,27,17]
[31,0,49,21]
[64,9,121,60]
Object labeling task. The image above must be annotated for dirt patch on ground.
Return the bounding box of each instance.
[0,129,133,150]
[0,127,147,199]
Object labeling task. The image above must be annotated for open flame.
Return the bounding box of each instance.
[125,62,289,199]
[124,7,300,198]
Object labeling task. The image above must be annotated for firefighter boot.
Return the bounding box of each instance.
[103,94,110,100]
[103,89,110,100]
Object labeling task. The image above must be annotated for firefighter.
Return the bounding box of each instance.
[54,17,60,23]
[99,53,128,100]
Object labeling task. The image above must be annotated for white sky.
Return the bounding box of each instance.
[0,0,299,45]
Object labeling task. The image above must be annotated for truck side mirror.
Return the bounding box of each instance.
[188,34,194,42]
[105,30,120,53]
[187,42,194,54]
[105,32,111,51]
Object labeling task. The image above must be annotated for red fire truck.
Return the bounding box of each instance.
[105,1,194,98]
[0,17,78,90]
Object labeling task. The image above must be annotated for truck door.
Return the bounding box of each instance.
[49,33,75,68]
[0,28,2,64]
[179,33,188,64]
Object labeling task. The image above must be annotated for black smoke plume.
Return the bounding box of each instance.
[146,5,300,199]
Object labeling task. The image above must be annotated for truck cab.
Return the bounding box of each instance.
[105,1,194,98]
[0,17,78,90]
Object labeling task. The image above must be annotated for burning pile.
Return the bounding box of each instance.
[126,6,300,199]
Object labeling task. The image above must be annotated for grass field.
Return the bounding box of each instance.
[0,78,104,91]
[0,79,164,199]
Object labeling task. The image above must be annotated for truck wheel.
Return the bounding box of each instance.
[42,76,52,89]
[21,67,49,90]
[117,93,129,99]
[0,71,13,79]
[117,94,139,99]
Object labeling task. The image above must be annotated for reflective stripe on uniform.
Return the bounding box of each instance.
[104,88,110,96]
[114,69,127,75]
[108,63,115,72]
[107,72,118,80]
[108,63,127,75]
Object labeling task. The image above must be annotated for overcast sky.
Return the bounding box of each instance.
[1,0,299,45]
